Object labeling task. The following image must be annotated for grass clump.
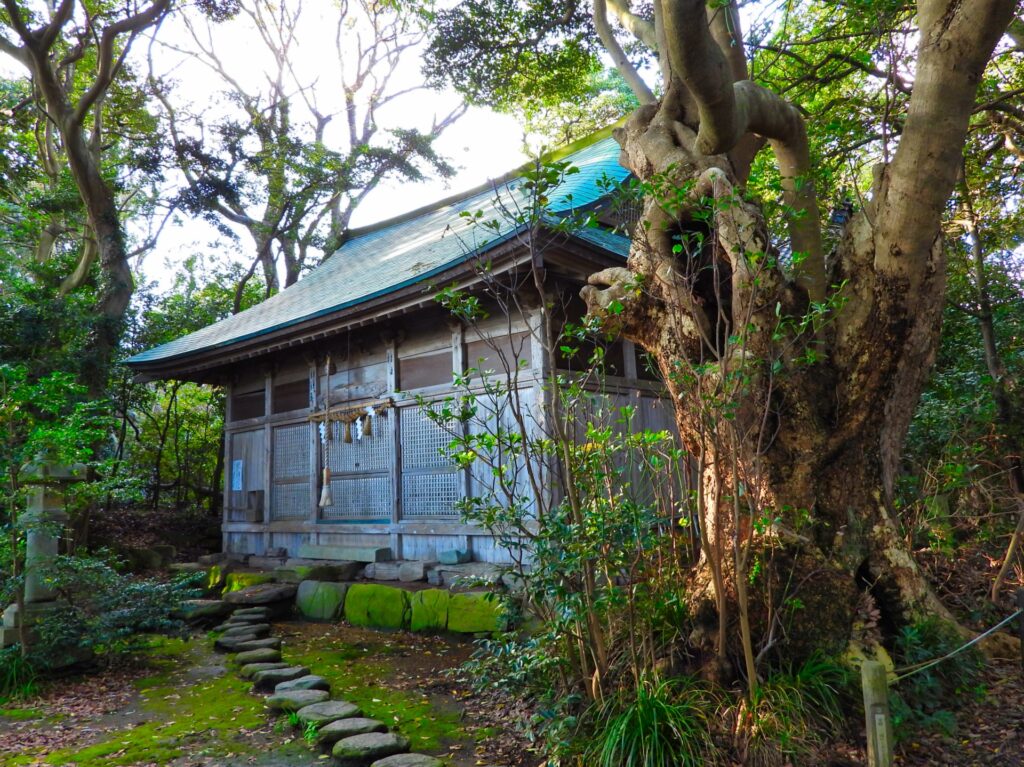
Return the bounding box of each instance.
[586,674,717,767]
[734,653,849,767]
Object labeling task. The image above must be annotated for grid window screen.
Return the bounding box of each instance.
[327,411,393,473]
[401,472,463,518]
[400,406,457,470]
[273,423,311,479]
[321,476,392,520]
[271,483,310,520]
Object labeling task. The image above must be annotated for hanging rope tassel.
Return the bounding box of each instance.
[343,419,353,444]
[363,406,374,437]
[318,467,333,508]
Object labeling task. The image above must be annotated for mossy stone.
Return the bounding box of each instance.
[409,589,449,632]
[296,580,349,621]
[446,592,505,634]
[265,689,329,712]
[344,584,409,630]
[332,732,410,766]
[317,717,387,745]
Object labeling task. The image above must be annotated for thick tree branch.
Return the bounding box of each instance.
[660,0,824,299]
[875,0,1018,284]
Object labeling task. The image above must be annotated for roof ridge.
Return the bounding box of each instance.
[339,123,624,244]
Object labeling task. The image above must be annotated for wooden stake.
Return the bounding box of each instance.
[862,660,894,767]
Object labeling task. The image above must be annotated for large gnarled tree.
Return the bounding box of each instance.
[0,0,174,396]
[428,0,1022,676]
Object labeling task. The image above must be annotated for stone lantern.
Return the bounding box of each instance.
[0,458,86,650]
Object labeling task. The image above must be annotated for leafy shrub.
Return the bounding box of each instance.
[586,675,717,767]
[30,554,203,665]
[0,645,39,701]
[889,618,984,739]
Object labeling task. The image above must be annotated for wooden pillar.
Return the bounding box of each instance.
[262,369,273,556]
[386,337,401,559]
[222,383,233,555]
[308,359,320,539]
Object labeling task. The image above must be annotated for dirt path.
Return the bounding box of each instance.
[0,622,534,767]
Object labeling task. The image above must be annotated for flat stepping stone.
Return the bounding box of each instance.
[239,662,289,679]
[214,634,260,652]
[265,689,330,712]
[235,647,282,664]
[233,606,272,619]
[222,623,270,638]
[317,717,387,746]
[275,674,330,693]
[296,700,361,727]
[252,665,310,692]
[333,732,410,766]
[234,637,281,652]
[370,755,444,767]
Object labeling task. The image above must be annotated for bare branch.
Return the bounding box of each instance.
[73,0,171,127]
[594,0,656,104]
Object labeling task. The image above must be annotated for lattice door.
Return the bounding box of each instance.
[270,422,311,521]
[400,404,463,518]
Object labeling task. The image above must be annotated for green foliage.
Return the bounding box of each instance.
[587,675,717,767]
[29,555,202,665]
[423,0,601,111]
[0,645,39,701]
[889,619,985,739]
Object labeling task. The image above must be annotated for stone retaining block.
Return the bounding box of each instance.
[344,584,409,630]
[296,580,349,621]
[409,589,449,632]
[447,592,505,634]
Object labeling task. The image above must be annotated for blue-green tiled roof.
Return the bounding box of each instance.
[129,135,630,366]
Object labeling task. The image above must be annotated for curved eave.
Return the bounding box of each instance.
[128,227,628,383]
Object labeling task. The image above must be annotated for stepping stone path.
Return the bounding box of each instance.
[203,600,455,767]
[265,689,330,711]
[317,717,387,746]
[333,732,410,766]
[295,700,361,726]
[370,756,444,767]
[240,662,289,679]
[235,647,282,664]
[252,665,311,692]
[275,674,330,693]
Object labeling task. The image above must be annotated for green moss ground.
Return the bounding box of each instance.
[6,638,270,767]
